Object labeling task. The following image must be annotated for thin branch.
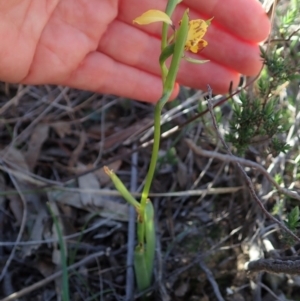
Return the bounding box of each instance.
[246,257,300,275]
[1,250,105,301]
[198,259,225,301]
[259,282,284,301]
[0,163,27,282]
[155,198,171,301]
[185,140,300,202]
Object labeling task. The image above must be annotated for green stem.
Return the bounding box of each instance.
[140,10,189,209]
[48,203,70,301]
[162,0,183,48]
[161,0,183,80]
[140,93,169,209]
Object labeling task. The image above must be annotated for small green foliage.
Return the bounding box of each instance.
[270,137,290,156]
[272,199,285,215]
[157,147,178,166]
[226,7,300,155]
[280,0,299,27]
[274,174,283,185]
[226,91,288,155]
[285,206,300,231]
[282,206,300,246]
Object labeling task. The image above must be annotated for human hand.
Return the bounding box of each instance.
[0,0,270,103]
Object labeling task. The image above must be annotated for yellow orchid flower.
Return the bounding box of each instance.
[185,19,209,53]
[133,9,211,54]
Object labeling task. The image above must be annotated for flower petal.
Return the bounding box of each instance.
[187,39,208,53]
[133,10,173,25]
[185,19,210,53]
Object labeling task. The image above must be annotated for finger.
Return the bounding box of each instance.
[168,7,264,75]
[62,52,179,103]
[185,0,270,42]
[98,20,246,91]
[120,0,270,42]
[120,16,263,76]
[118,3,266,75]
[177,59,240,94]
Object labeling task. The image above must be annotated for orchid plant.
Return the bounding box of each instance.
[105,0,211,292]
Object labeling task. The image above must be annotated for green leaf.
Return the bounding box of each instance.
[287,206,300,229]
[159,43,175,66]
[134,245,151,292]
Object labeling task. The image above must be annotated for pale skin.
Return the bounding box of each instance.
[0,0,270,103]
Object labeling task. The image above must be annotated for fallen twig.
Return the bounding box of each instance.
[1,250,106,301]
[198,259,225,301]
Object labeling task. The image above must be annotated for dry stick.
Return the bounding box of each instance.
[258,282,283,301]
[0,165,27,282]
[125,145,138,301]
[9,86,70,146]
[185,141,300,202]
[154,198,171,301]
[198,260,225,301]
[0,250,105,301]
[167,227,242,284]
[205,85,300,244]
[0,218,114,246]
[246,258,300,275]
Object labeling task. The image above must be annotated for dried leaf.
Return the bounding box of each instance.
[174,281,189,297]
[1,146,29,171]
[50,121,72,138]
[177,159,188,188]
[21,200,48,258]
[102,117,152,152]
[69,131,86,168]
[36,259,55,278]
[77,163,101,206]
[48,189,128,221]
[24,124,49,170]
[8,195,23,226]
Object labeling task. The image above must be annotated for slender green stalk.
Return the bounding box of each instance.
[140,10,189,209]
[162,0,183,48]
[104,166,141,210]
[48,203,70,301]
[140,95,169,209]
[161,0,182,79]
[164,10,189,92]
